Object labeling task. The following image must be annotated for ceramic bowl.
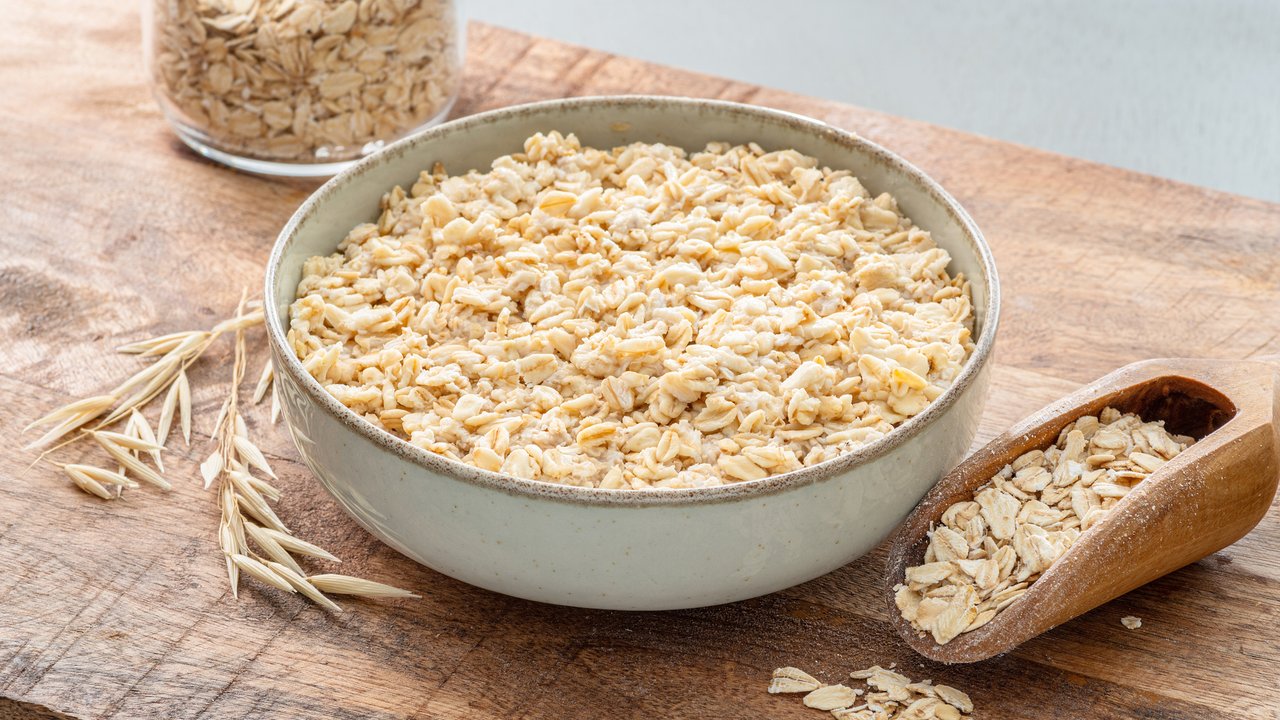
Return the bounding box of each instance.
[264,96,1000,610]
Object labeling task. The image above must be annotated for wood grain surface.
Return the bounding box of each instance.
[2,5,1279,719]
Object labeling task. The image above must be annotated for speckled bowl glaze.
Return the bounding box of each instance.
[265,96,1000,610]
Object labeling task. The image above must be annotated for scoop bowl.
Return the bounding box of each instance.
[887,356,1280,662]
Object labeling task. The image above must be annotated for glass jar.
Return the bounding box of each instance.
[143,0,463,177]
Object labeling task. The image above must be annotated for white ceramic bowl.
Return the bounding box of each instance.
[265,96,1000,610]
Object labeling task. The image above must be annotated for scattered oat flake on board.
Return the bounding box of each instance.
[1121,615,1142,630]
[802,684,862,711]
[934,684,974,714]
[769,667,822,694]
[770,665,973,719]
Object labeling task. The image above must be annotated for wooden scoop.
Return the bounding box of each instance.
[886,357,1280,664]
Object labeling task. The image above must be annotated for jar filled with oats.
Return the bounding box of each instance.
[143,0,462,176]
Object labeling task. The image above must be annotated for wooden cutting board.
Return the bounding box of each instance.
[2,5,1278,719]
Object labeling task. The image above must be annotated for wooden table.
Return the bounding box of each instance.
[3,5,1279,718]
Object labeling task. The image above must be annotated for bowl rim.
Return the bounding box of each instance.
[264,94,1001,507]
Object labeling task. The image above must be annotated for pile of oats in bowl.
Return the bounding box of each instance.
[895,407,1194,644]
[288,131,976,489]
[148,0,460,163]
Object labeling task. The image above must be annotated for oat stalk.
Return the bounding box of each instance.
[28,296,415,613]
[26,307,264,499]
[25,308,264,453]
[206,294,415,611]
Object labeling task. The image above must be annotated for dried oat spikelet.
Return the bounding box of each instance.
[267,562,343,613]
[254,358,283,424]
[28,297,409,611]
[252,358,273,405]
[91,431,170,491]
[64,463,139,491]
[126,409,163,472]
[157,370,191,447]
[256,526,340,563]
[244,522,303,575]
[269,387,281,424]
[230,553,295,593]
[117,330,203,356]
[306,575,420,599]
[59,463,116,500]
[24,394,118,450]
[26,307,262,452]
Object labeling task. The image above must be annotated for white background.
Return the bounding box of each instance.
[470,0,1280,202]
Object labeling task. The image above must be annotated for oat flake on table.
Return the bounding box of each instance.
[289,132,975,488]
[769,665,974,719]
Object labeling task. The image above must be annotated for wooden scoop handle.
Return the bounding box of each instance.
[887,357,1280,664]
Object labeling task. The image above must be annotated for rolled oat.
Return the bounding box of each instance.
[895,408,1194,644]
[148,0,460,163]
[769,665,975,719]
[289,132,975,488]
